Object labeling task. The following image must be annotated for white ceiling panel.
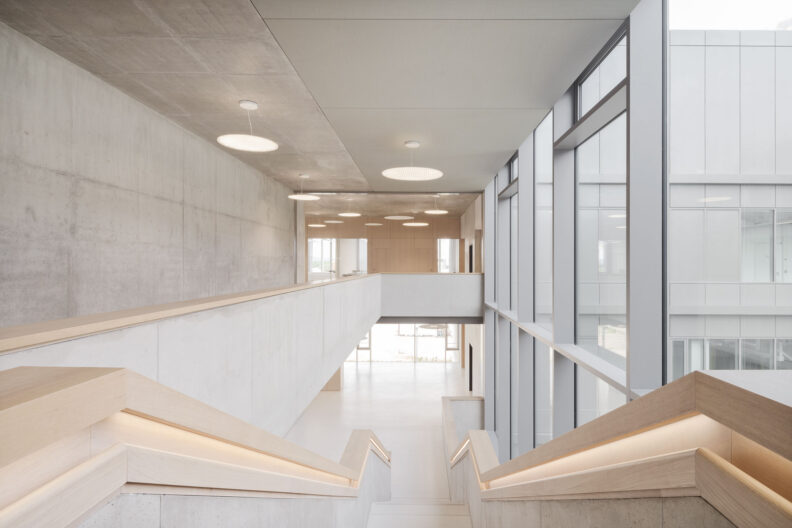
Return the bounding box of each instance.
[254,0,637,21]
[263,16,625,189]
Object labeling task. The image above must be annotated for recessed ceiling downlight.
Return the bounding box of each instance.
[425,209,448,215]
[382,167,443,181]
[307,224,326,228]
[217,134,278,152]
[403,222,429,227]
[384,215,414,221]
[338,212,361,217]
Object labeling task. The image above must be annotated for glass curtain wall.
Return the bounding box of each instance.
[576,113,628,369]
[484,23,633,458]
[346,324,462,363]
[666,0,792,379]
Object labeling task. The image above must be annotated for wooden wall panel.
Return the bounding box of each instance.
[305,215,462,273]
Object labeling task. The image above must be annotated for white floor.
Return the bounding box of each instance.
[286,362,472,527]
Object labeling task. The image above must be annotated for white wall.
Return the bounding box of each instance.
[380,273,483,319]
[0,21,297,328]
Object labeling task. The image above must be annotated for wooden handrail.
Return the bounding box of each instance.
[0,275,376,354]
[445,371,792,528]
[0,366,391,527]
[0,272,484,355]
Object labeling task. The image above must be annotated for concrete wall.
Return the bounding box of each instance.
[0,21,297,328]
[78,453,390,528]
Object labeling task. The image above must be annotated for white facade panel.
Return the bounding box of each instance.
[668,209,705,282]
[704,209,740,281]
[740,46,776,176]
[669,45,706,177]
[777,47,792,175]
[706,315,740,337]
[669,184,705,207]
[740,315,775,337]
[705,46,740,177]
[740,185,776,207]
[706,284,740,306]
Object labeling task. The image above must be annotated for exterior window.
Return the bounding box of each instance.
[510,156,519,182]
[579,37,626,117]
[707,339,738,370]
[576,113,627,368]
[777,340,792,369]
[576,367,627,426]
[670,340,686,381]
[534,112,554,329]
[741,209,773,282]
[437,239,459,273]
[534,341,553,446]
[777,209,792,283]
[308,238,337,282]
[741,339,773,370]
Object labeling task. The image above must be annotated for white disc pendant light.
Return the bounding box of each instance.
[217,100,279,153]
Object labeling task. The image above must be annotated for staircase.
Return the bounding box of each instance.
[367,501,471,528]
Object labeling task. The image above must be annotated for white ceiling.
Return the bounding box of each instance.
[254,0,637,191]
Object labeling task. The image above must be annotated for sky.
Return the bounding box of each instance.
[669,0,792,30]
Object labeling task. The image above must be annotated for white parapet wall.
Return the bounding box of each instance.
[380,273,484,321]
[0,273,482,436]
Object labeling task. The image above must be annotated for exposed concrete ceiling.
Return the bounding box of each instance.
[302,193,478,218]
[0,0,367,192]
[0,0,638,196]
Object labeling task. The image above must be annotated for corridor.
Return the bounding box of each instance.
[286,362,472,527]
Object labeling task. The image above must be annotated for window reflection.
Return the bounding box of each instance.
[576,113,627,368]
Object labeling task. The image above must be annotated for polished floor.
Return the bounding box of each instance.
[286,362,472,526]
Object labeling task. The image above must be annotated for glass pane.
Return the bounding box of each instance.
[579,37,627,117]
[534,112,554,330]
[446,324,460,350]
[707,339,738,369]
[534,341,553,447]
[437,238,459,273]
[308,238,337,281]
[741,339,773,369]
[370,324,414,362]
[688,339,706,373]
[358,332,370,349]
[741,209,773,282]
[576,113,627,368]
[777,340,792,369]
[358,238,368,273]
[575,367,627,427]
[670,340,686,381]
[510,156,519,182]
[777,210,792,283]
[510,196,518,311]
[415,323,447,362]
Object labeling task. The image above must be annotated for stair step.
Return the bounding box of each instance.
[370,503,469,516]
[367,502,471,528]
